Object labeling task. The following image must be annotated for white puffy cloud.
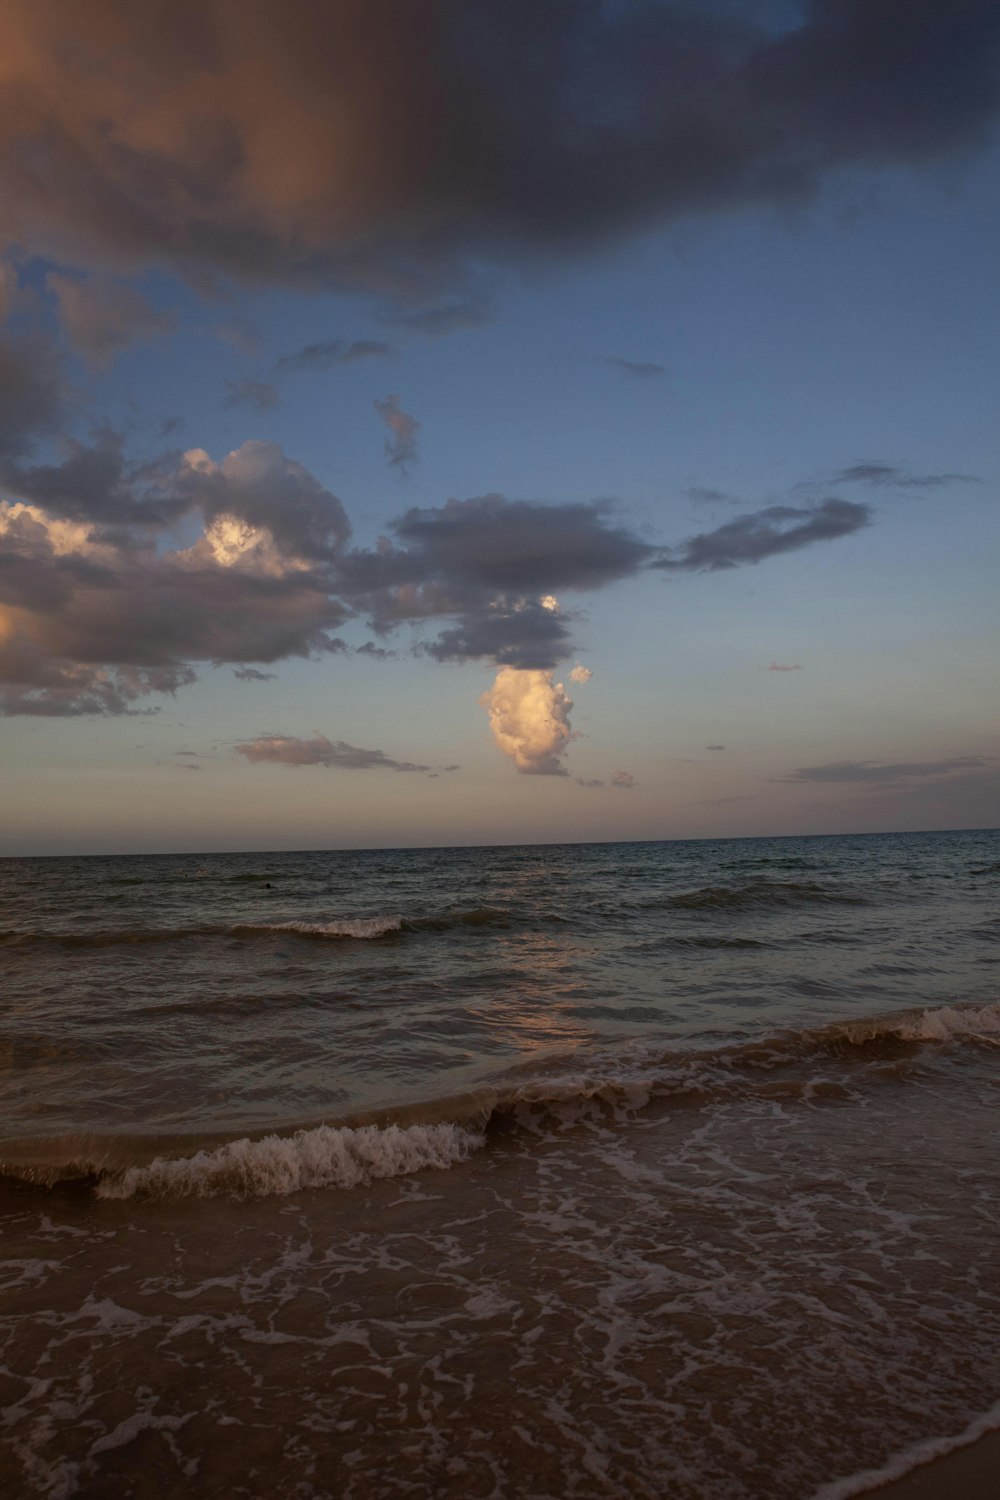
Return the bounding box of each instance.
[480,667,573,776]
[569,663,592,684]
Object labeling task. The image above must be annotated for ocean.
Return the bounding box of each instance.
[1,829,999,1498]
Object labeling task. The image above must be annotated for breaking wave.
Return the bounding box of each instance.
[0,907,513,949]
[96,1121,483,1201]
[3,1002,997,1198]
[263,916,403,940]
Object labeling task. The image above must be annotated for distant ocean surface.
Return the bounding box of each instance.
[2,830,999,1498]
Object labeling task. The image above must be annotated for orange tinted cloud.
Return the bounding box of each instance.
[2,2,997,294]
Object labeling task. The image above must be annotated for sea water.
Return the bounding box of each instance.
[1,830,998,1496]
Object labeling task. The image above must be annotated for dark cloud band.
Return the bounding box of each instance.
[1,2,997,294]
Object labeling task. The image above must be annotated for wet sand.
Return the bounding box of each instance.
[821,1422,1000,1494]
[864,1430,1000,1499]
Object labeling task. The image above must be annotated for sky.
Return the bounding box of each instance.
[0,0,998,855]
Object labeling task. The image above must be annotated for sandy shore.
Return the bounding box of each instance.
[820,1428,1000,1500]
[868,1430,1000,1498]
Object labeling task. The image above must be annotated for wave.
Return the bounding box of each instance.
[96,1122,483,1201]
[3,1001,997,1198]
[0,906,511,950]
[263,916,403,940]
[661,879,866,911]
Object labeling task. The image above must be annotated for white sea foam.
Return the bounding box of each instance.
[842,1001,1000,1044]
[900,1001,1000,1040]
[265,915,403,939]
[96,1121,483,1200]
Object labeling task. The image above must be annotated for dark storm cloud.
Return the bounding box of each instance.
[608,358,666,379]
[825,462,981,488]
[653,498,869,571]
[782,756,994,785]
[275,340,394,374]
[1,2,997,295]
[233,734,432,773]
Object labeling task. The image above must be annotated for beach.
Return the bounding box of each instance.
[2,831,998,1496]
[869,1432,1000,1498]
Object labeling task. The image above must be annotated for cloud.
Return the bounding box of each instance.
[2,427,188,529]
[0,339,64,461]
[762,662,802,672]
[683,486,737,506]
[686,794,757,806]
[782,756,994,786]
[0,260,14,324]
[374,394,420,473]
[569,664,592,684]
[575,777,604,789]
[233,734,431,772]
[47,274,172,367]
[0,412,887,718]
[480,668,573,776]
[0,440,352,714]
[610,770,637,790]
[232,666,276,682]
[275,339,394,373]
[706,744,726,750]
[378,297,494,337]
[608,358,665,379]
[358,496,652,601]
[214,319,260,357]
[176,440,351,563]
[654,499,869,571]
[224,378,280,412]
[340,494,654,668]
[826,462,980,489]
[1,3,996,296]
[2,434,660,712]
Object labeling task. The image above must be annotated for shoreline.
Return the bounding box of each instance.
[814,1416,1000,1500]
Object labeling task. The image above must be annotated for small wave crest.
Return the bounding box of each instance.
[829,1001,1000,1045]
[663,879,865,912]
[258,916,403,940]
[1,906,511,950]
[96,1121,483,1201]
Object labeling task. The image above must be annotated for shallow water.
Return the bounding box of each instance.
[1,831,999,1497]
